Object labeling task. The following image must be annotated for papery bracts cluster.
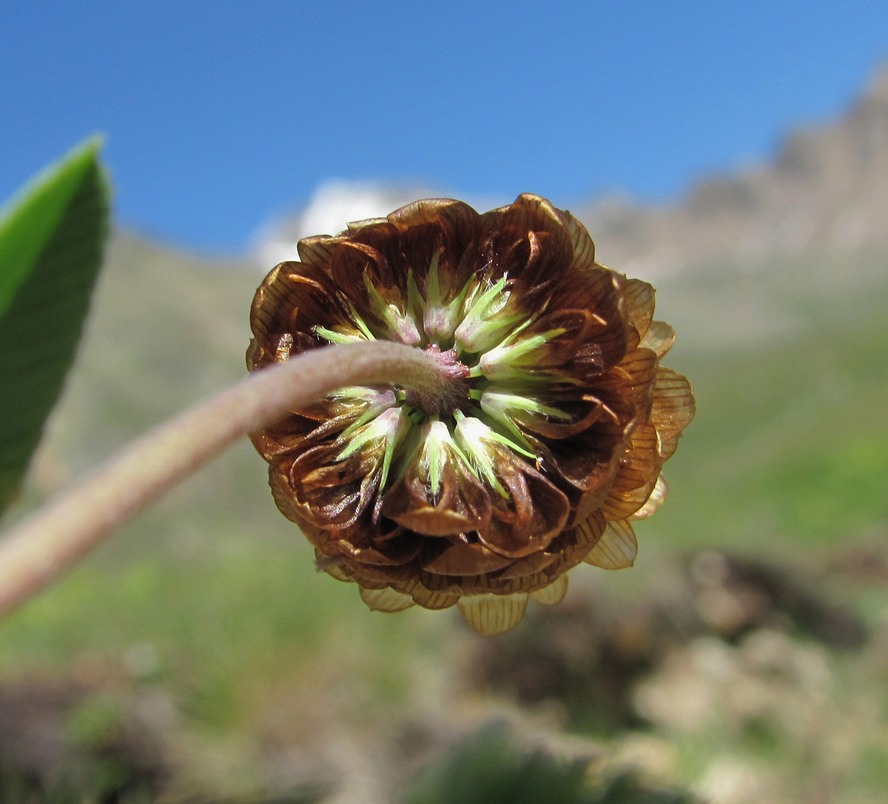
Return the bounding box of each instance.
[247,194,694,634]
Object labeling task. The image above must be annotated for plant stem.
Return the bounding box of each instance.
[0,340,453,619]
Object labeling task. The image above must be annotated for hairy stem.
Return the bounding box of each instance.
[0,341,455,619]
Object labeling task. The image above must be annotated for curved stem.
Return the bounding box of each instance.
[0,341,452,619]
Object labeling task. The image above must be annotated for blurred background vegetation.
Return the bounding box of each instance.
[2,66,888,803]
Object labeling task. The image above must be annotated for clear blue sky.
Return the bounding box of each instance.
[3,1,887,254]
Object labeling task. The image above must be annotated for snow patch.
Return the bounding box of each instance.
[252,180,504,268]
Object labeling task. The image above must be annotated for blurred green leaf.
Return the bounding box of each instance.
[0,138,110,512]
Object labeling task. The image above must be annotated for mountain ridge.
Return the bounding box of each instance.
[579,60,888,279]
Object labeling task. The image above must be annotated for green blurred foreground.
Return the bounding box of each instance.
[1,230,886,801]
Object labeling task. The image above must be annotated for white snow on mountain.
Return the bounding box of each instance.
[252,180,505,268]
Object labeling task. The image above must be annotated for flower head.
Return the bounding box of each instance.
[247,194,694,634]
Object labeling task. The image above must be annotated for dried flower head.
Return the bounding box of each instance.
[247,194,694,634]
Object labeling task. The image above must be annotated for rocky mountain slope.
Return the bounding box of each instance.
[579,61,888,280]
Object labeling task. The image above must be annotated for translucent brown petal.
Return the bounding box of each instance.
[651,367,696,458]
[359,586,416,612]
[583,518,638,569]
[529,575,570,605]
[457,593,530,635]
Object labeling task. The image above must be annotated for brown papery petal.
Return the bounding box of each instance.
[619,277,656,348]
[401,582,460,610]
[359,586,415,612]
[470,194,574,293]
[640,320,676,357]
[458,593,529,635]
[249,262,305,350]
[562,211,596,270]
[287,442,383,530]
[297,233,340,266]
[568,440,627,526]
[254,401,373,460]
[268,466,311,528]
[388,197,480,233]
[650,368,696,458]
[529,574,569,605]
[249,262,358,350]
[593,349,659,417]
[382,457,491,536]
[492,550,559,580]
[536,416,627,496]
[514,393,614,440]
[479,450,570,558]
[336,548,422,581]
[631,474,668,520]
[583,519,637,569]
[601,423,662,520]
[389,198,482,287]
[525,308,605,368]
[555,266,627,374]
[572,510,607,550]
[332,527,422,566]
[421,539,516,576]
[330,240,404,316]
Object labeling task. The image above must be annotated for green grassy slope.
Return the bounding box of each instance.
[649,246,888,555]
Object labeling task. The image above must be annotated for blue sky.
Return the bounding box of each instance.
[2,1,887,254]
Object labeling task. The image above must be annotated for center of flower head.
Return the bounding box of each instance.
[312,259,568,503]
[403,344,470,417]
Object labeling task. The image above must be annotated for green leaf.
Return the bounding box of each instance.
[0,138,110,512]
